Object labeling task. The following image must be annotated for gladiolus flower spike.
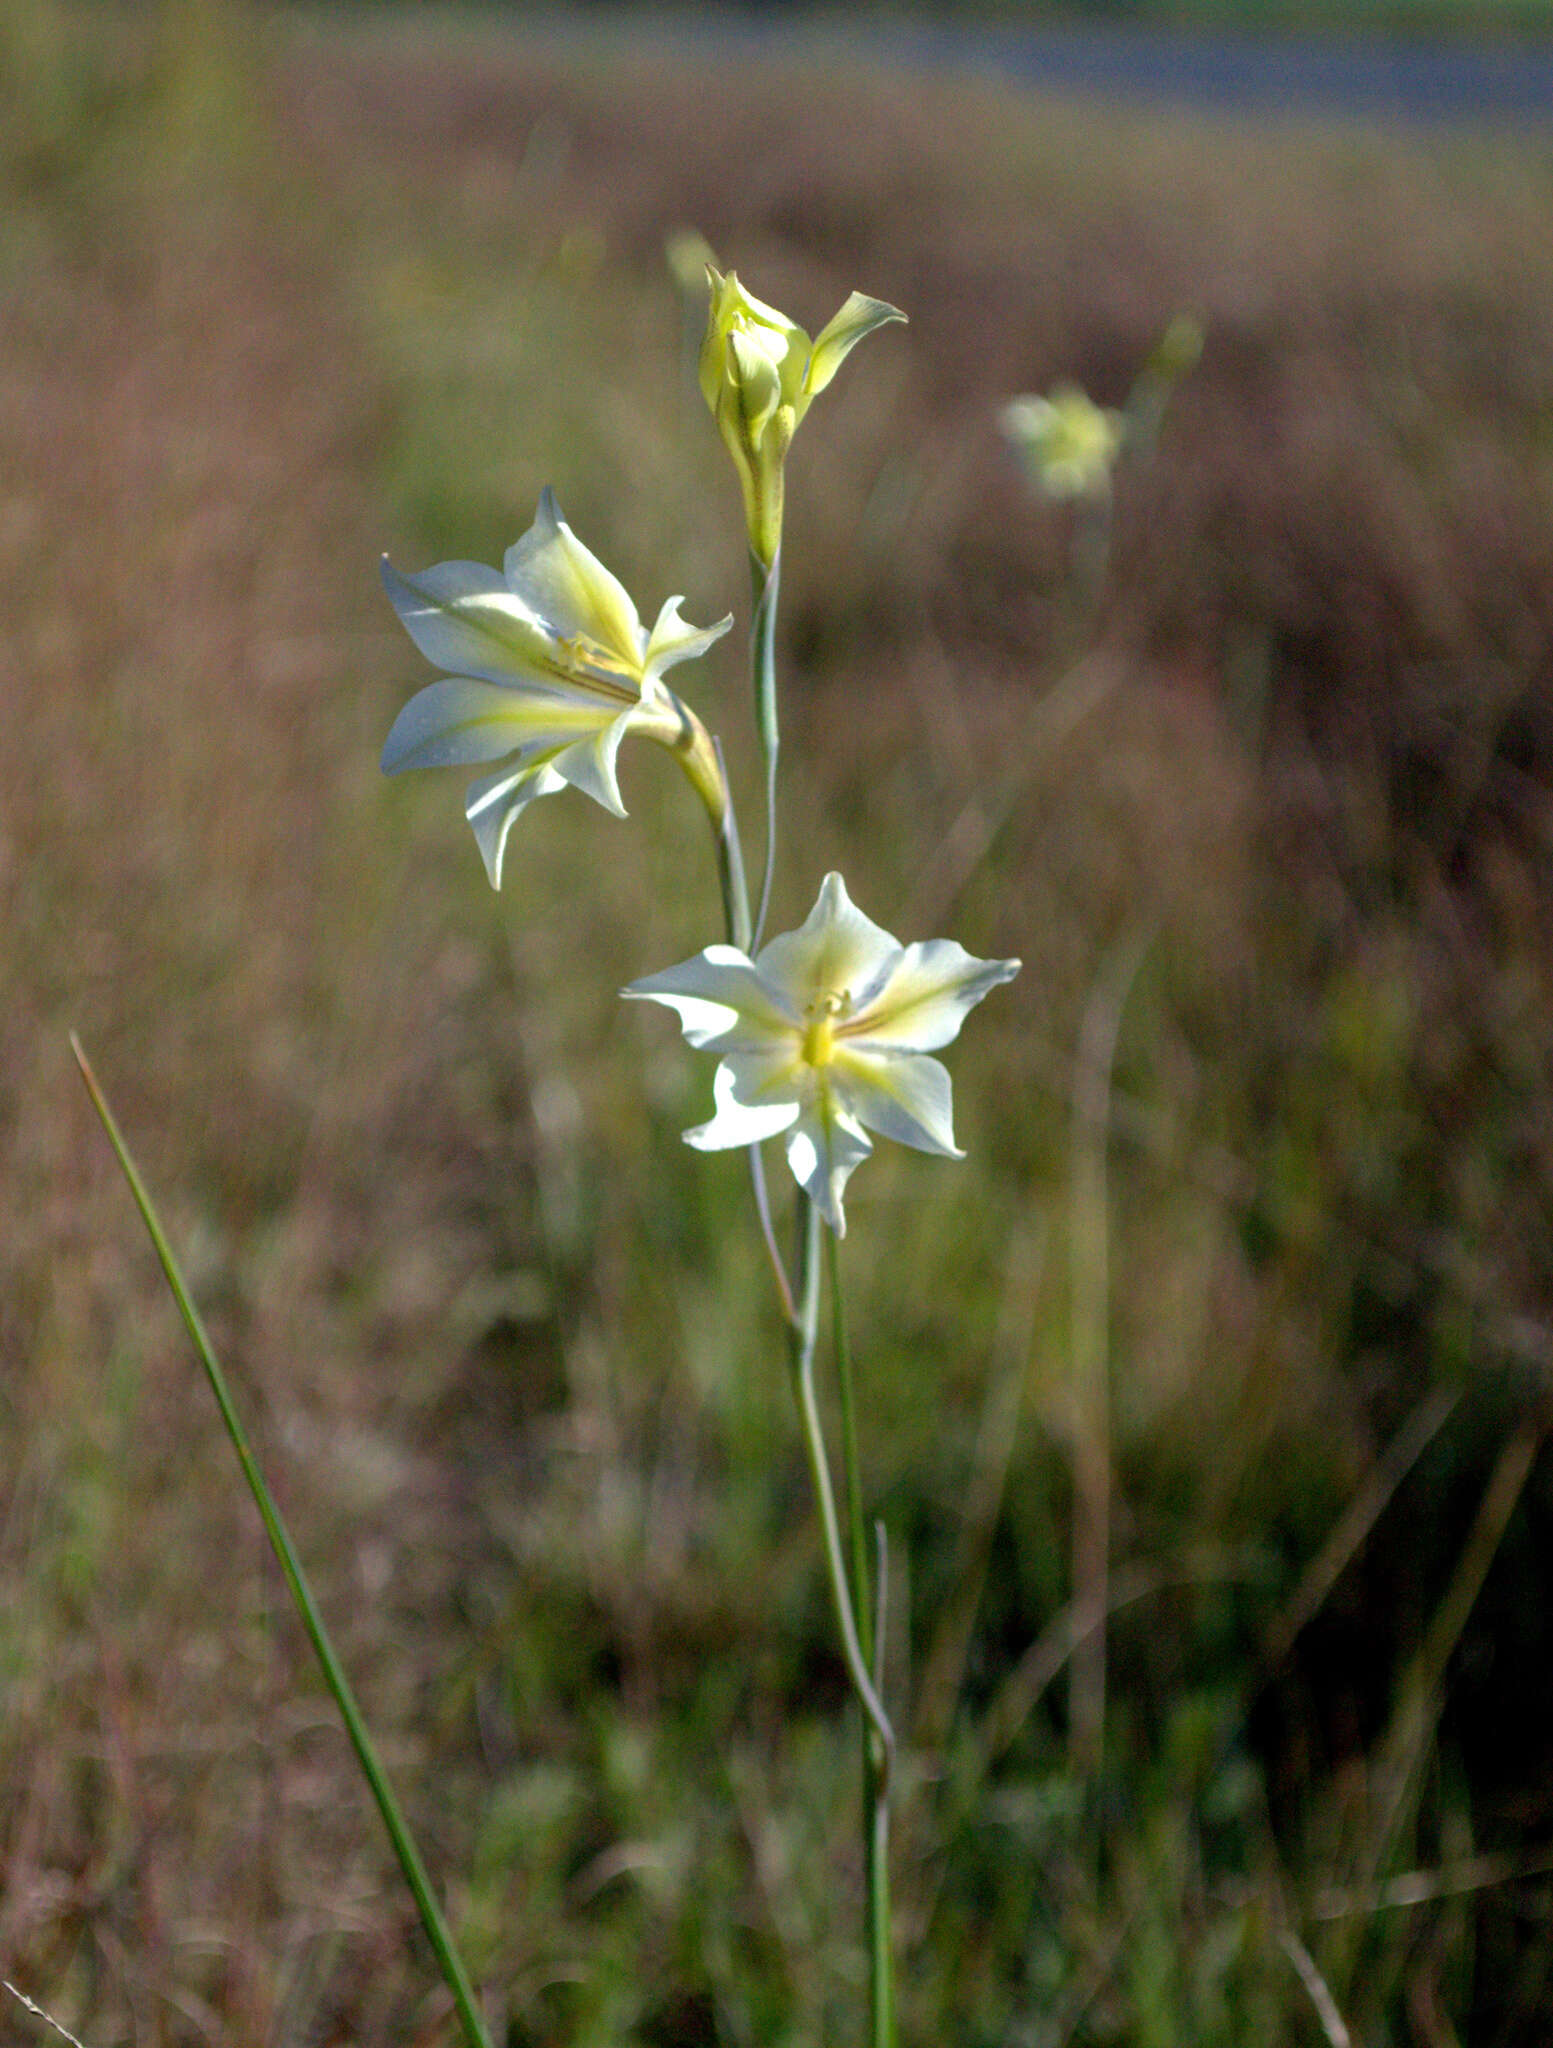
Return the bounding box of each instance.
[626,872,1019,1235]
[381,490,732,887]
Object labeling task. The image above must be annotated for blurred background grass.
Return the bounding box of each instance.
[3,2,1553,2043]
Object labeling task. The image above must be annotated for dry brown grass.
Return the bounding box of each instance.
[0,60,519,2040]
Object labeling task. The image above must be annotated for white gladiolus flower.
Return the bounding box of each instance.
[381,489,732,886]
[626,872,1019,1234]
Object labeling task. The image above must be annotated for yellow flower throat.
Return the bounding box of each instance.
[801,990,847,1068]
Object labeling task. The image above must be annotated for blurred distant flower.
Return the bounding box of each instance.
[1149,312,1205,383]
[665,226,718,301]
[381,489,732,886]
[1001,383,1124,502]
[667,229,721,399]
[700,269,906,567]
[626,871,1018,1234]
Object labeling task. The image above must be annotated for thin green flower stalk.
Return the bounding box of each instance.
[629,878,1016,2038]
[630,879,1015,2039]
[788,1194,894,1757]
[703,728,752,962]
[789,1192,896,2048]
[71,1037,494,2048]
[699,269,904,943]
[828,1222,894,2048]
[1123,311,1204,462]
[703,733,792,1320]
[749,546,781,946]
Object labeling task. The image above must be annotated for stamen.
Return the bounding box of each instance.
[552,634,641,702]
[799,989,848,1066]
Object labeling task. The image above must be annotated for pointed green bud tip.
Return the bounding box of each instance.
[803,290,908,401]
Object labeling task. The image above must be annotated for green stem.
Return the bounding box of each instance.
[828,1226,872,1661]
[750,548,781,949]
[706,736,793,1323]
[826,1225,896,2048]
[787,1198,893,1761]
[710,733,752,957]
[674,708,790,1320]
[71,1035,494,2048]
[739,553,794,1312]
[748,1133,796,1330]
[866,1759,893,2048]
[1071,485,1113,625]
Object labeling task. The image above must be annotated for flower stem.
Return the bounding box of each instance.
[742,552,792,1309]
[827,1224,896,2048]
[749,1132,797,1329]
[788,1199,894,1762]
[787,1199,895,2048]
[665,702,792,1316]
[828,1227,872,1655]
[709,733,752,956]
[656,691,751,955]
[71,1035,494,2048]
[716,785,792,1322]
[749,548,782,949]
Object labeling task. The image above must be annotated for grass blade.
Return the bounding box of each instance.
[70,1033,493,2048]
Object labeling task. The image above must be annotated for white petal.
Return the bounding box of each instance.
[381,555,559,689]
[625,988,741,1045]
[504,489,646,674]
[785,1105,873,1237]
[999,395,1056,441]
[684,1061,799,1152]
[728,328,783,443]
[718,1043,807,1109]
[381,677,613,775]
[625,947,800,1048]
[464,758,567,888]
[703,272,810,419]
[642,596,734,681]
[546,708,633,818]
[721,273,805,348]
[829,1047,961,1158]
[757,872,901,1012]
[847,941,1021,1053]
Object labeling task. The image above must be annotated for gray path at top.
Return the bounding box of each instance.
[925,23,1553,123]
[665,15,1553,126]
